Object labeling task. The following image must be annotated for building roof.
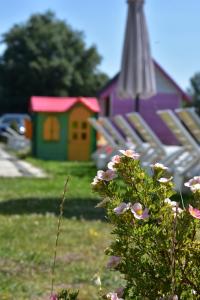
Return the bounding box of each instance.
[30,96,100,113]
[98,60,191,102]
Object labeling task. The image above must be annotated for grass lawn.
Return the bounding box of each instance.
[0,159,122,300]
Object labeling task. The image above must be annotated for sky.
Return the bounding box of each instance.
[0,0,200,91]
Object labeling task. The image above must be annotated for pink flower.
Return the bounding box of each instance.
[119,149,140,159]
[150,163,168,170]
[106,292,124,300]
[164,198,177,206]
[112,155,121,164]
[164,198,183,216]
[172,206,183,215]
[108,155,121,170]
[50,294,58,300]
[97,170,117,181]
[188,205,200,219]
[113,202,130,215]
[131,203,149,220]
[158,177,173,183]
[107,256,121,268]
[184,176,200,192]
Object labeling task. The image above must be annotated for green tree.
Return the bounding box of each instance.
[188,73,200,115]
[0,11,108,113]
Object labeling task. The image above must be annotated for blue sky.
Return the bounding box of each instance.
[0,0,200,90]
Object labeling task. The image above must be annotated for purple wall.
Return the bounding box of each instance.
[139,93,181,145]
[99,89,182,145]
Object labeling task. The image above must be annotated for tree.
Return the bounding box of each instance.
[188,73,200,115]
[0,11,109,113]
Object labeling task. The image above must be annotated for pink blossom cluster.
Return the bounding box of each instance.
[92,149,140,185]
[108,155,121,170]
[164,198,183,216]
[184,176,200,193]
[106,291,124,300]
[92,169,117,185]
[106,274,124,299]
[184,176,200,219]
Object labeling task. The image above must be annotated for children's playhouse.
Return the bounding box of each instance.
[30,96,100,161]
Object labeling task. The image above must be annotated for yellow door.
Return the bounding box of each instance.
[68,105,91,161]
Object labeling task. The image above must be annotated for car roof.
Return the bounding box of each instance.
[0,113,30,119]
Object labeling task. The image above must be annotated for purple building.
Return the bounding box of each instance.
[98,61,190,145]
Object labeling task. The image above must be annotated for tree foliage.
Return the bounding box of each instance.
[0,11,108,113]
[188,73,200,114]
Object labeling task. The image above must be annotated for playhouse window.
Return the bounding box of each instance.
[81,121,87,129]
[81,132,87,140]
[72,132,78,140]
[43,116,60,141]
[72,121,78,129]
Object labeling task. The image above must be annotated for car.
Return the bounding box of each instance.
[0,113,31,136]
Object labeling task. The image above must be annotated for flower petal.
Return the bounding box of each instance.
[189,205,200,219]
[164,198,177,207]
[158,177,173,183]
[150,163,168,170]
[119,149,140,159]
[131,202,142,212]
[112,155,121,164]
[141,208,149,219]
[131,203,149,219]
[114,203,129,215]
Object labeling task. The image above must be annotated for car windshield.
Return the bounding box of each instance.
[2,117,21,125]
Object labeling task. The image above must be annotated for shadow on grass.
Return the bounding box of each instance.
[0,197,106,220]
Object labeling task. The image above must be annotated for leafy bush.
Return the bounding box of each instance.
[92,150,200,300]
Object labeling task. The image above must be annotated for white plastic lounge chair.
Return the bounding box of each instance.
[113,115,154,161]
[98,117,127,148]
[175,107,200,144]
[99,116,158,165]
[88,118,118,168]
[126,112,184,167]
[88,118,117,149]
[157,110,200,187]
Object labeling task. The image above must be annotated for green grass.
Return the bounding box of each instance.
[0,159,122,300]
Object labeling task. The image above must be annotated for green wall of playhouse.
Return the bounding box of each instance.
[32,111,97,161]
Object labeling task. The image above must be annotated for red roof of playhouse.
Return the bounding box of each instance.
[30,96,100,113]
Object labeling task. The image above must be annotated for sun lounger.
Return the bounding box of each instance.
[88,118,117,149]
[126,112,183,167]
[113,115,154,161]
[88,118,119,168]
[175,107,200,143]
[157,109,200,188]
[98,117,127,148]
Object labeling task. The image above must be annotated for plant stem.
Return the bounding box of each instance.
[51,177,69,297]
[179,187,185,210]
[171,206,177,295]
